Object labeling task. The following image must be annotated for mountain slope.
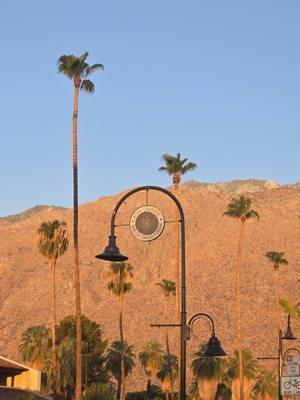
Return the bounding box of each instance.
[0,184,299,390]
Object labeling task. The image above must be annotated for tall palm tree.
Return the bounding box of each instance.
[159,153,197,190]
[139,341,164,394]
[19,325,51,370]
[265,251,289,329]
[106,340,135,399]
[37,220,68,376]
[57,51,103,400]
[156,279,176,354]
[252,370,278,400]
[157,353,178,400]
[107,262,134,400]
[225,349,257,400]
[224,195,259,400]
[159,153,197,384]
[191,344,225,400]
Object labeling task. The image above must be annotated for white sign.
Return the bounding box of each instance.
[286,355,300,377]
[281,377,300,397]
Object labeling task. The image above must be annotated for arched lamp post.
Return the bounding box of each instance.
[95,186,226,399]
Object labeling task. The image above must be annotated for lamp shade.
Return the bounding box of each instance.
[95,235,128,262]
[203,334,227,357]
[282,325,297,341]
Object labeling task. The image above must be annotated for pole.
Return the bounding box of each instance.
[278,330,282,400]
[180,212,186,400]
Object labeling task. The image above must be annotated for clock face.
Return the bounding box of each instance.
[130,206,165,242]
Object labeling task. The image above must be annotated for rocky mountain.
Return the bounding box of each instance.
[0,205,67,226]
[0,181,299,390]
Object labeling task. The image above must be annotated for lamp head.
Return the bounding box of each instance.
[95,235,128,262]
[203,334,227,357]
[282,325,297,341]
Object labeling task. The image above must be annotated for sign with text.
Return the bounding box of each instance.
[286,355,300,377]
[281,377,300,397]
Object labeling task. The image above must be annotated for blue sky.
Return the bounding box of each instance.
[0,1,299,216]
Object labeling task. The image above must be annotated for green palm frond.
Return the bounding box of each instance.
[106,340,136,380]
[86,63,104,76]
[191,344,225,380]
[224,195,259,221]
[252,370,278,399]
[159,153,197,177]
[265,251,289,266]
[224,349,257,383]
[107,262,134,297]
[156,279,176,296]
[81,79,95,94]
[37,220,68,263]
[139,341,164,378]
[57,52,103,92]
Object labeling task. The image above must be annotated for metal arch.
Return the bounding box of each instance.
[110,185,184,234]
[188,312,215,335]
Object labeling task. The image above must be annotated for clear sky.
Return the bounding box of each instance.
[0,1,299,216]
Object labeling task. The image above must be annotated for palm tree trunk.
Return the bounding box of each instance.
[164,295,170,355]
[117,375,122,399]
[120,295,126,400]
[50,260,57,387]
[147,378,152,395]
[237,219,245,400]
[274,266,280,330]
[173,184,181,397]
[73,81,82,400]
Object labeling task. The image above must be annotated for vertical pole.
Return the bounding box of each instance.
[180,218,186,400]
[278,330,282,400]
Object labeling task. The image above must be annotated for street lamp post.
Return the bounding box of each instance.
[95,186,226,400]
[257,314,297,400]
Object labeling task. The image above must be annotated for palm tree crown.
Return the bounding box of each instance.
[57,51,103,92]
[159,153,197,186]
[156,279,176,297]
[107,262,134,296]
[252,370,278,400]
[265,251,288,269]
[224,195,259,222]
[191,344,224,380]
[139,341,164,379]
[225,349,257,383]
[37,220,68,261]
[106,340,135,380]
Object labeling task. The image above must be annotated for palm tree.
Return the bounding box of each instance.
[265,251,289,329]
[159,153,197,190]
[225,349,257,400]
[156,279,176,354]
[37,220,68,375]
[19,325,51,370]
[106,340,135,399]
[139,341,164,394]
[224,195,259,400]
[279,299,300,323]
[107,262,134,400]
[191,344,225,400]
[157,353,178,400]
[159,153,197,381]
[57,51,103,400]
[252,370,278,400]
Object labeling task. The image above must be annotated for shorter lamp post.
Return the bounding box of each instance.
[151,312,226,357]
[257,314,297,400]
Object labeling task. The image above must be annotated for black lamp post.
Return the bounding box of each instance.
[258,314,297,400]
[278,315,297,400]
[96,186,226,399]
[96,186,188,399]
